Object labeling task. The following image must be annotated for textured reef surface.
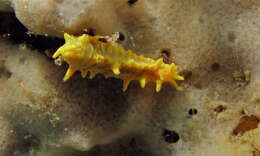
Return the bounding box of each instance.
[0,0,259,156]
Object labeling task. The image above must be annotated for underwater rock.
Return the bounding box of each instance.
[0,0,259,155]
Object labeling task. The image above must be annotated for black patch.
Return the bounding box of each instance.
[188,108,198,115]
[162,129,180,143]
[128,0,138,6]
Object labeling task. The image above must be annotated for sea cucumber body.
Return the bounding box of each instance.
[53,33,184,92]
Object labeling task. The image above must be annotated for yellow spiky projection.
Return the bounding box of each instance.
[52,33,184,92]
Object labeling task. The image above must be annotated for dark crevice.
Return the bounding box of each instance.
[0,12,64,52]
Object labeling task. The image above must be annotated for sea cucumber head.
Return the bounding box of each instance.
[53,33,94,66]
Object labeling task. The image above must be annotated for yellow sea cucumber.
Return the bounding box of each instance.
[52,33,184,92]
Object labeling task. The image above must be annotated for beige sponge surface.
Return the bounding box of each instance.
[0,0,259,155]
